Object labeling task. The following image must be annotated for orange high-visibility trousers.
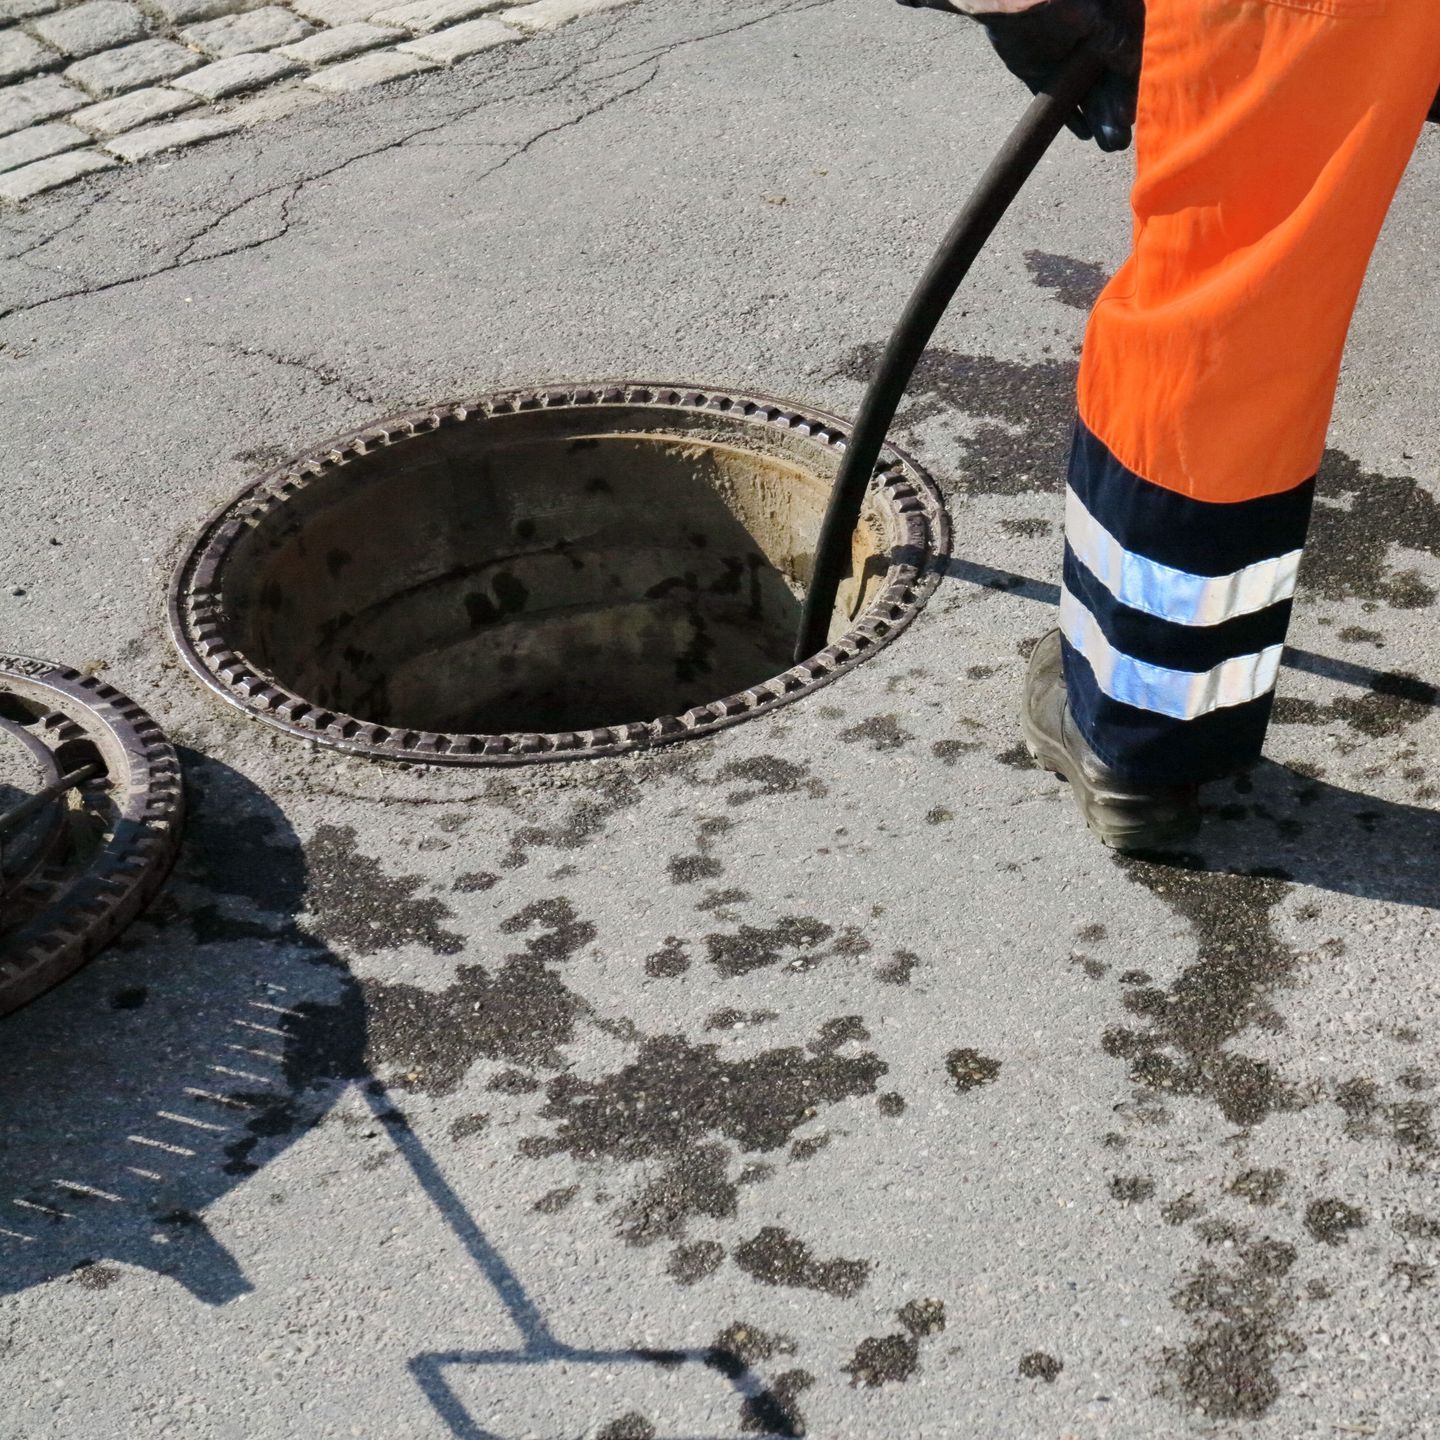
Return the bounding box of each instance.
[1062,0,1440,783]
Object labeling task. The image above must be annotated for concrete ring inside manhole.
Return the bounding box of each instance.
[170,384,950,765]
[0,655,184,1015]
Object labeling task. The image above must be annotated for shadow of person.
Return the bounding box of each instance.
[1128,759,1440,910]
[0,747,366,1304]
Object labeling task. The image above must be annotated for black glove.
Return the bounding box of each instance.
[1429,86,1438,123]
[897,0,1145,153]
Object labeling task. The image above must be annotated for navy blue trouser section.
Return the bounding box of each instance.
[1062,421,1316,786]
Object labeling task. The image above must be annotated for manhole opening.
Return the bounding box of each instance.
[172,386,949,764]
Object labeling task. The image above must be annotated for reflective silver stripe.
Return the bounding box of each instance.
[1060,587,1282,720]
[1065,486,1301,627]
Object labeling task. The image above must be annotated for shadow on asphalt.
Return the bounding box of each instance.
[0,749,774,1439]
[0,749,366,1303]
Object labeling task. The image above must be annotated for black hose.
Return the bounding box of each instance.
[794,45,1107,662]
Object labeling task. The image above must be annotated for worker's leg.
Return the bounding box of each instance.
[1062,0,1440,786]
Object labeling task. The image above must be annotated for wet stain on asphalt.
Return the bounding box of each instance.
[733,1227,870,1298]
[946,1049,1001,1093]
[1018,1351,1063,1382]
[595,1413,655,1440]
[667,1239,725,1285]
[705,1322,809,1438]
[875,951,920,985]
[716,756,827,804]
[303,824,463,956]
[361,897,592,1095]
[843,1299,946,1387]
[1104,861,1302,1127]
[519,1025,886,1250]
[1229,1169,1287,1206]
[838,715,912,752]
[1165,1233,1300,1420]
[1024,250,1110,310]
[1304,1198,1366,1246]
[645,937,690,977]
[69,1261,121,1291]
[703,917,835,977]
[1271,669,1439,741]
[1304,449,1440,610]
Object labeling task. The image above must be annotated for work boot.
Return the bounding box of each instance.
[1021,630,1201,851]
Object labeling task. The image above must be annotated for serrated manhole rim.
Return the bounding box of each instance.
[0,656,184,1016]
[168,381,951,767]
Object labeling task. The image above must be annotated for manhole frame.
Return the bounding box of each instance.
[169,382,951,767]
[0,655,184,1016]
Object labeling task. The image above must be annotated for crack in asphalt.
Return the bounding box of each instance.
[0,0,836,327]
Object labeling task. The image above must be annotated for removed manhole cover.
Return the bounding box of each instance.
[170,384,949,765]
[0,656,184,1016]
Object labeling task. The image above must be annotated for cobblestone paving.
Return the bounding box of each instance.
[0,0,634,201]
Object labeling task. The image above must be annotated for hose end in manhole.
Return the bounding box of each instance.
[170,383,951,765]
[0,656,184,1016]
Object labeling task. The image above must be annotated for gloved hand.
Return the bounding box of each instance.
[896,0,1145,153]
[1430,86,1438,123]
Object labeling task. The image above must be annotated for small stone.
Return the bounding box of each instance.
[180,6,312,57]
[0,75,87,135]
[0,28,58,84]
[29,2,148,58]
[69,84,196,136]
[370,0,503,33]
[171,50,298,99]
[66,38,200,98]
[144,0,265,21]
[396,14,517,61]
[275,21,400,65]
[496,0,633,32]
[288,0,390,24]
[0,0,57,18]
[223,83,325,125]
[0,145,115,201]
[0,119,86,173]
[101,110,239,160]
[304,48,433,92]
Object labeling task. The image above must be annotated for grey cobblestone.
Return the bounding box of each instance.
[65,37,200,97]
[0,143,114,199]
[287,0,390,26]
[0,0,649,202]
[28,1,149,58]
[0,118,84,173]
[500,0,633,31]
[396,13,514,62]
[0,73,86,134]
[304,46,431,91]
[368,0,501,35]
[100,108,238,158]
[221,79,322,122]
[143,0,265,23]
[0,0,57,18]
[69,82,197,135]
[171,49,298,98]
[274,20,399,65]
[179,5,313,57]
[0,27,58,83]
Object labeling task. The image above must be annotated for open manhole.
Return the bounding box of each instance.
[0,655,184,1015]
[170,384,949,765]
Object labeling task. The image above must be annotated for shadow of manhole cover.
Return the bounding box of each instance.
[0,656,183,1015]
[169,383,950,765]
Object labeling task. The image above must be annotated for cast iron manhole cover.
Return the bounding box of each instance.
[0,656,184,1015]
[170,383,949,765]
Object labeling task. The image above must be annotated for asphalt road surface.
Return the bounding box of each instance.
[2,1,1439,1436]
